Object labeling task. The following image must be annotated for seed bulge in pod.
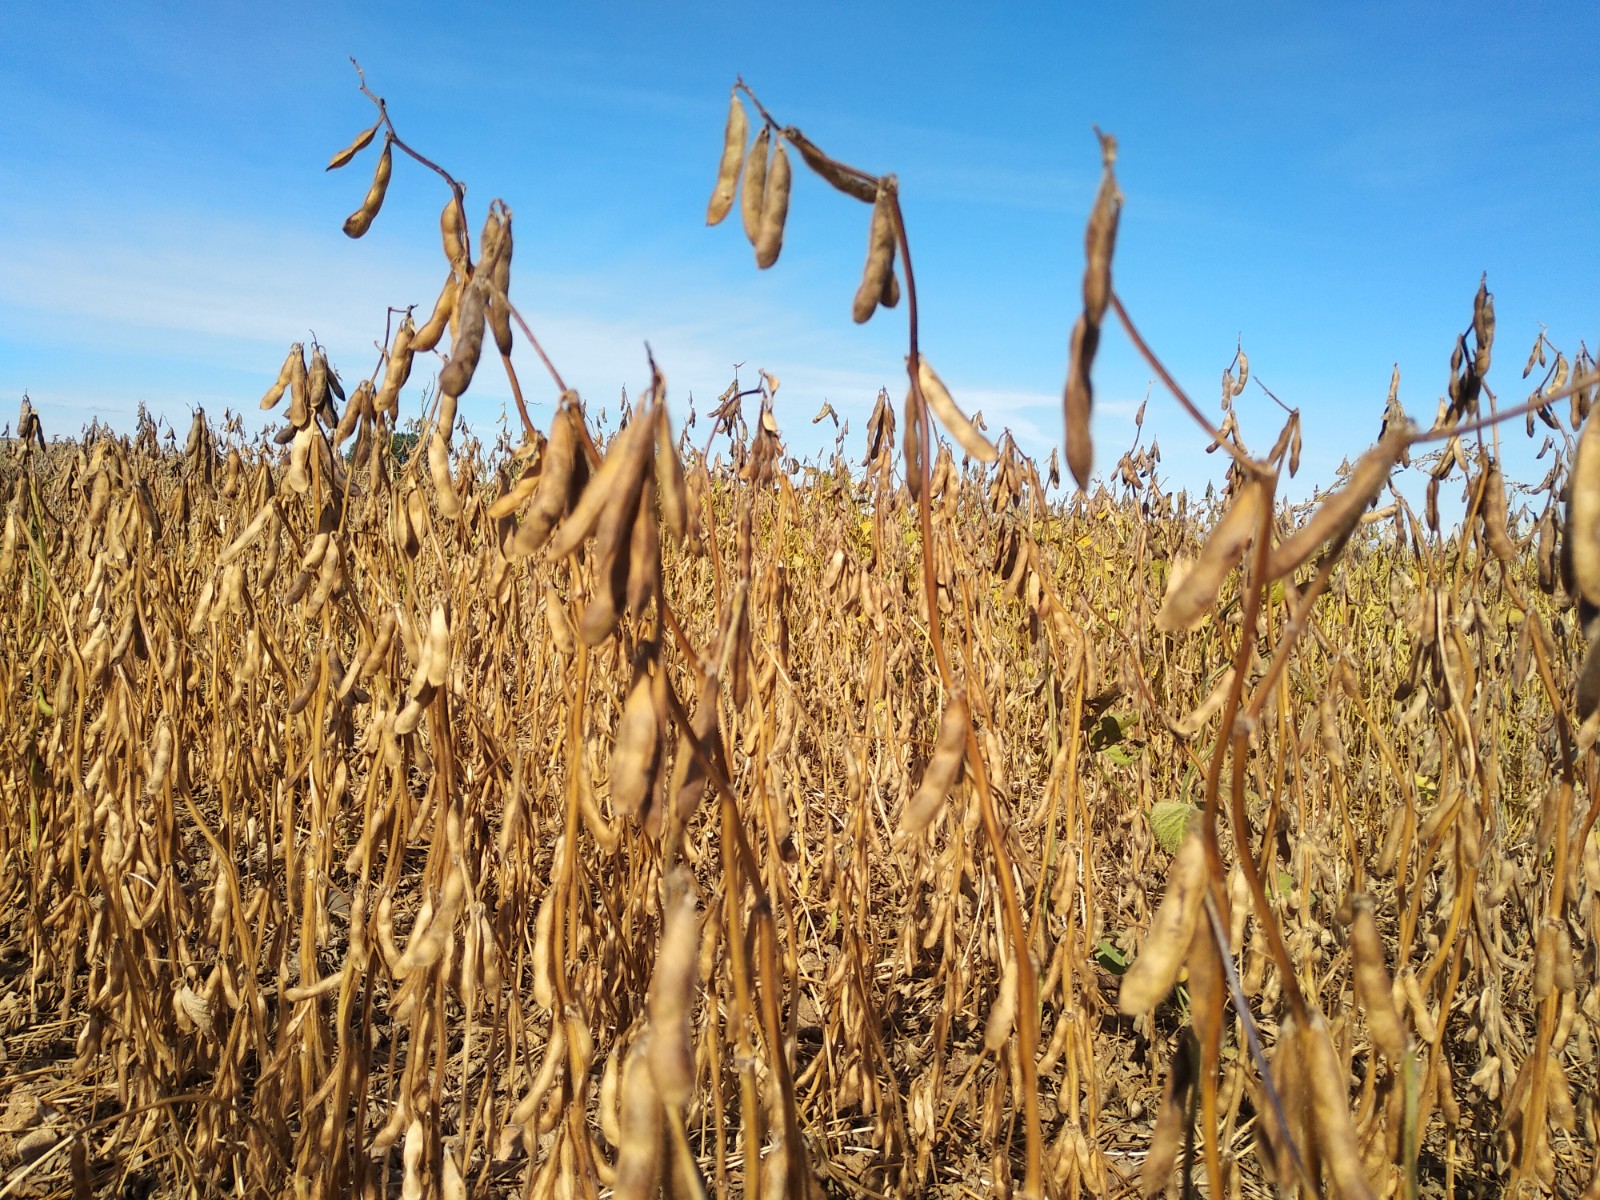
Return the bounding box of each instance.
[880,261,900,309]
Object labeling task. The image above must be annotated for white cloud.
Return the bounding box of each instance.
[0,206,930,458]
[0,200,1141,478]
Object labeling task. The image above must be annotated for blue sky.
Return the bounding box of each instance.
[2,3,1595,500]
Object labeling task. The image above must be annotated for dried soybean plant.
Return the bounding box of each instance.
[4,65,1600,1200]
[1098,245,1600,1197]
[708,78,1056,1199]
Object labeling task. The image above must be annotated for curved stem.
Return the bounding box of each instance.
[498,293,568,399]
[351,58,468,226]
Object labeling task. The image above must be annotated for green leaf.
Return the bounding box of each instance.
[1093,937,1129,973]
[1150,799,1198,854]
[1104,743,1139,766]
[1089,714,1123,749]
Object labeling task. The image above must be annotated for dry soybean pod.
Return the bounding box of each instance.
[784,126,878,202]
[1349,898,1407,1063]
[655,404,689,544]
[545,414,651,561]
[983,954,1019,1052]
[326,119,381,171]
[662,671,722,841]
[487,472,539,520]
[477,202,514,355]
[740,125,770,246]
[352,609,398,686]
[1478,456,1516,565]
[429,429,462,519]
[1565,407,1600,607]
[438,277,489,399]
[626,470,660,618]
[441,192,470,276]
[1140,1049,1195,1196]
[1063,315,1097,489]
[514,400,581,556]
[424,603,450,691]
[852,182,897,324]
[1118,823,1207,1016]
[308,345,337,421]
[901,692,968,834]
[1266,423,1410,582]
[285,349,310,428]
[489,207,514,355]
[599,407,660,575]
[1473,274,1495,377]
[611,1036,662,1200]
[374,321,415,419]
[411,272,459,354]
[1156,476,1266,632]
[1551,923,1575,993]
[259,344,303,411]
[285,425,315,494]
[1081,129,1121,322]
[754,141,791,270]
[917,355,998,463]
[706,89,748,225]
[646,869,700,1107]
[331,381,368,450]
[610,662,662,818]
[218,499,278,566]
[144,717,174,800]
[902,393,923,504]
[578,462,647,648]
[1302,1014,1379,1200]
[545,582,576,657]
[1063,129,1122,489]
[342,135,393,238]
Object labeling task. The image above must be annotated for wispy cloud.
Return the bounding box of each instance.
[0,204,962,461]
